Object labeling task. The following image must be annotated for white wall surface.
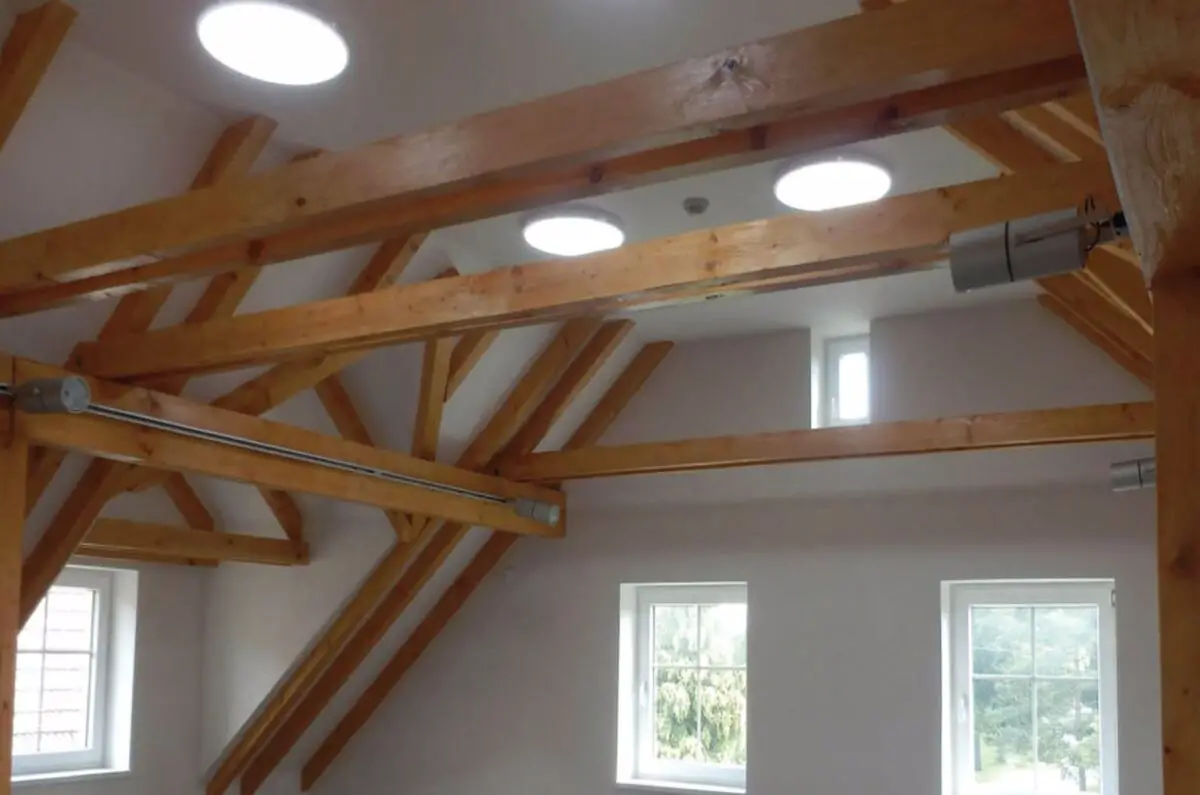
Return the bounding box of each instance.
[24,561,206,795]
[309,487,1161,795]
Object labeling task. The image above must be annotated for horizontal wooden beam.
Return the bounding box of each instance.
[80,519,308,566]
[0,0,1082,295]
[72,161,1116,380]
[12,358,564,538]
[502,402,1154,481]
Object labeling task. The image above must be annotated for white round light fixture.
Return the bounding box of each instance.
[197,1,348,86]
[521,206,626,257]
[773,157,893,212]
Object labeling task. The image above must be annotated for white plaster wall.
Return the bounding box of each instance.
[311,487,1161,795]
[24,562,207,795]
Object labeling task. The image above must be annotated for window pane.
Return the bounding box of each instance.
[1035,607,1099,677]
[1037,680,1101,793]
[18,603,46,651]
[653,605,698,665]
[700,603,747,667]
[973,677,1035,792]
[654,667,701,762]
[972,606,1033,675]
[44,587,95,652]
[837,351,869,421]
[699,669,747,764]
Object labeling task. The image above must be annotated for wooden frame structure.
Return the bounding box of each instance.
[0,1,1189,794]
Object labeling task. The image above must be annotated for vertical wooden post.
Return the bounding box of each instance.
[0,379,29,792]
[1153,276,1200,792]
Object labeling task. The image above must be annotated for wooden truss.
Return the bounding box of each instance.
[0,0,1192,794]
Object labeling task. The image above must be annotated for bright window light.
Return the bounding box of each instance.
[197,1,349,86]
[521,207,626,257]
[774,158,892,212]
[823,335,870,427]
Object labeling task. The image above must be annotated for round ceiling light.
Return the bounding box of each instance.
[521,207,626,257]
[773,158,893,212]
[197,1,348,86]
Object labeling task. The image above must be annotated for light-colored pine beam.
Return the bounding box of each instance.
[945,115,1062,172]
[300,340,672,789]
[446,330,498,401]
[1042,93,1102,144]
[411,338,453,462]
[1003,101,1107,162]
[1081,248,1152,335]
[0,0,1083,294]
[0,357,27,794]
[0,0,75,152]
[502,402,1153,482]
[210,320,596,795]
[1152,277,1200,793]
[1069,0,1200,281]
[162,473,216,531]
[80,519,308,566]
[1038,274,1153,363]
[257,490,304,543]
[241,318,628,795]
[73,546,216,568]
[1037,294,1152,387]
[15,358,565,539]
[72,162,1116,380]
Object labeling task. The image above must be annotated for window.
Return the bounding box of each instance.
[13,566,136,780]
[942,581,1118,795]
[823,335,870,426]
[618,583,748,792]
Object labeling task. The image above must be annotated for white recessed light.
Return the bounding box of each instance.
[773,158,893,212]
[521,207,626,257]
[197,1,348,86]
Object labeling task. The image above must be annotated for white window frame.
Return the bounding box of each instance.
[942,580,1118,795]
[823,334,870,427]
[12,567,113,779]
[617,582,748,793]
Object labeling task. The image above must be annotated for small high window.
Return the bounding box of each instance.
[823,335,870,427]
[942,580,1118,795]
[13,566,136,781]
[617,583,748,792]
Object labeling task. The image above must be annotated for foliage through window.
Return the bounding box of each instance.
[618,583,747,792]
[823,335,869,426]
[943,581,1118,795]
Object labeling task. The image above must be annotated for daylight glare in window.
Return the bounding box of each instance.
[823,335,870,427]
[943,581,1118,795]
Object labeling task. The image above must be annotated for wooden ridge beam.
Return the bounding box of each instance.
[0,0,76,152]
[502,402,1154,482]
[299,341,673,788]
[209,320,598,795]
[241,319,629,795]
[1070,0,1200,281]
[14,358,564,538]
[72,161,1117,380]
[80,519,308,566]
[0,0,1083,294]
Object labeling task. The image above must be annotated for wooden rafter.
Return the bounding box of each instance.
[411,338,453,462]
[300,340,673,789]
[0,0,1084,297]
[0,357,27,791]
[447,330,499,400]
[240,318,631,795]
[14,358,565,539]
[502,402,1154,482]
[162,473,216,531]
[1037,294,1152,387]
[209,319,600,795]
[0,0,75,152]
[71,162,1115,380]
[79,519,308,566]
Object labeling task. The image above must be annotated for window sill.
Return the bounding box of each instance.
[13,768,131,787]
[618,778,745,795]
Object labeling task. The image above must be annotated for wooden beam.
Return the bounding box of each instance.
[80,519,308,566]
[0,0,75,152]
[502,402,1153,482]
[0,0,1083,293]
[1003,101,1107,162]
[447,330,499,400]
[15,359,565,538]
[299,339,672,789]
[162,473,216,531]
[73,162,1117,380]
[240,317,629,795]
[1037,294,1153,388]
[73,546,217,568]
[258,490,304,543]
[1152,276,1200,794]
[1069,0,1200,280]
[1082,248,1152,334]
[0,363,27,792]
[1038,274,1153,363]
[209,319,597,795]
[411,338,453,461]
[945,115,1061,172]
